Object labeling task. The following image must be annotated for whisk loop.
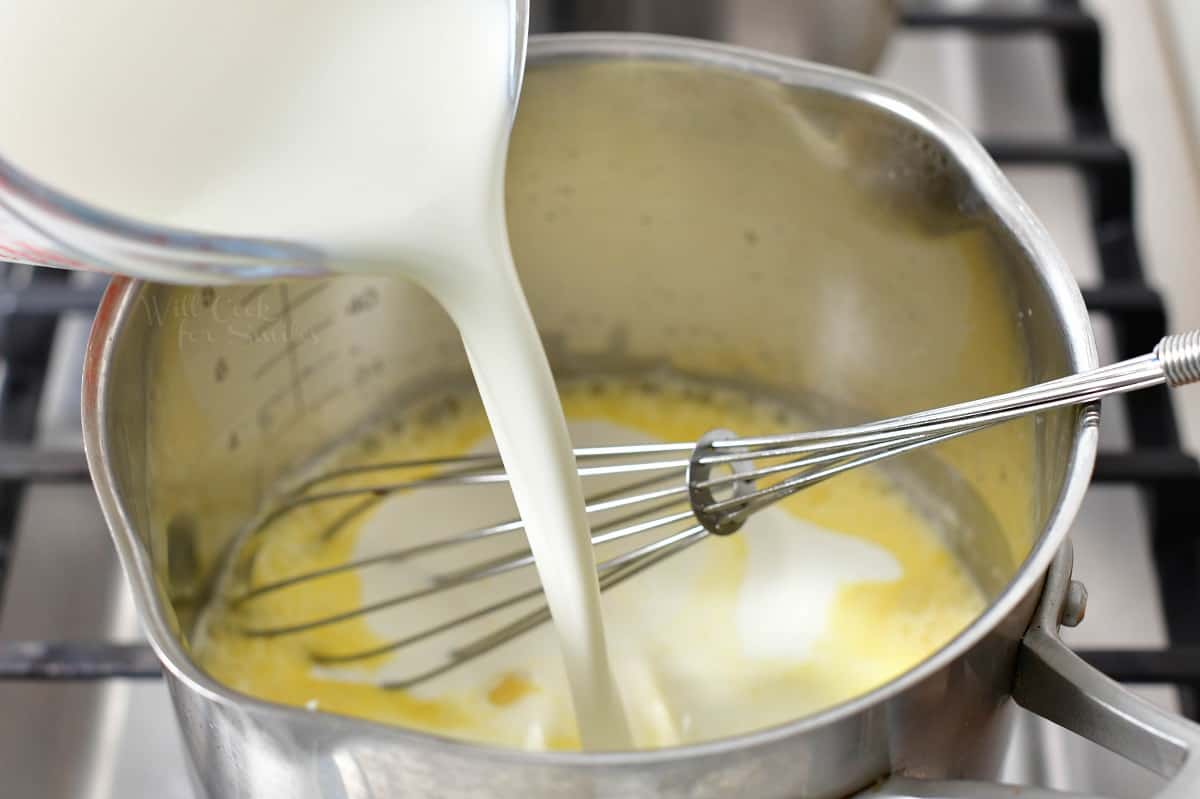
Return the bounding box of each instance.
[224,332,1200,690]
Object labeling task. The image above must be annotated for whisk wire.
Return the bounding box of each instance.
[225,332,1200,689]
[379,527,708,690]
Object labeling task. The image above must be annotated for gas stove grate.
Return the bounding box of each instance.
[2,2,1200,719]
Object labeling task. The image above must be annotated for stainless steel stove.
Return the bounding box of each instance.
[2,2,1197,797]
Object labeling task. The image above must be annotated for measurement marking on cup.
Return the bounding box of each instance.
[239,285,270,309]
[253,349,340,433]
[299,350,339,383]
[345,285,379,316]
[250,313,282,341]
[241,280,326,314]
[247,284,322,340]
[353,356,385,388]
[257,388,291,425]
[288,281,330,314]
[259,353,379,430]
[279,285,304,412]
[309,385,346,414]
[252,316,334,380]
[273,407,313,439]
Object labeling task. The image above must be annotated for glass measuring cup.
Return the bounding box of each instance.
[0,0,528,286]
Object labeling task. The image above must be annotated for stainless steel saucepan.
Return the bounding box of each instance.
[82,35,1200,798]
[528,0,897,72]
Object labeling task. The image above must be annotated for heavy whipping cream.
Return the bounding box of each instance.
[200,376,985,749]
[0,1,629,747]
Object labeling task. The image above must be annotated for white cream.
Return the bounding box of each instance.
[0,1,629,748]
[736,513,901,660]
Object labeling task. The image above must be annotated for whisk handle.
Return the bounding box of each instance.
[1155,330,1200,388]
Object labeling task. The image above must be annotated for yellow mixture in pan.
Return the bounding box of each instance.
[196,375,985,750]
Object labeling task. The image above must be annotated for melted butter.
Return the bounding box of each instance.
[490,673,538,707]
[197,375,985,749]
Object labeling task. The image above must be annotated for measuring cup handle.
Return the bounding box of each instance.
[861,541,1200,799]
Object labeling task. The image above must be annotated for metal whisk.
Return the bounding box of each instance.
[227,331,1200,689]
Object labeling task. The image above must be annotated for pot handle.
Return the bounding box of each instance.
[862,541,1200,799]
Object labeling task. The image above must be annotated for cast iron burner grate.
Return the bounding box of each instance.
[1,0,1199,722]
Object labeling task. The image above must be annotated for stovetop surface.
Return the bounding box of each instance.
[2,3,1198,797]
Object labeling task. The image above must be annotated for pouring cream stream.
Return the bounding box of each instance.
[0,1,631,747]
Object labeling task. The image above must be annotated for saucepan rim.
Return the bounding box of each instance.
[81,32,1098,768]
